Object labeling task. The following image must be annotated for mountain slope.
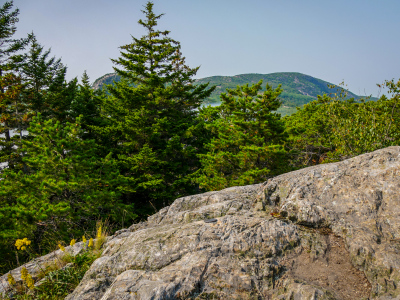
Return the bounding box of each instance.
[196,72,361,106]
[92,73,121,90]
[92,72,368,115]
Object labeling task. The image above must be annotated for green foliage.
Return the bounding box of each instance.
[0,1,30,73]
[0,72,26,171]
[194,81,288,191]
[31,252,96,299]
[92,72,371,111]
[0,114,135,271]
[20,36,78,124]
[70,71,104,139]
[0,3,113,270]
[285,81,400,167]
[0,0,30,172]
[2,246,100,300]
[94,1,214,214]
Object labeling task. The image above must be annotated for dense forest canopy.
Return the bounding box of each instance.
[0,0,399,279]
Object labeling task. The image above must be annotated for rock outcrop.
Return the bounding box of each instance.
[3,146,400,299]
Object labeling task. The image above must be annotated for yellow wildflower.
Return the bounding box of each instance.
[21,267,28,282]
[82,235,87,243]
[58,244,65,252]
[25,274,34,289]
[97,226,102,239]
[15,238,31,250]
[70,239,76,246]
[7,273,16,286]
[88,238,94,248]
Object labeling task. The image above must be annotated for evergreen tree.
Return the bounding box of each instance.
[20,35,78,123]
[96,1,214,214]
[0,0,30,171]
[70,71,104,140]
[0,72,26,171]
[0,114,135,263]
[0,1,29,77]
[194,81,288,191]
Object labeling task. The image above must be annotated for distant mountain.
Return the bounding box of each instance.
[92,73,121,90]
[92,72,370,116]
[195,72,365,105]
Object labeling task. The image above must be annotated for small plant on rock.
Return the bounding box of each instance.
[1,223,108,300]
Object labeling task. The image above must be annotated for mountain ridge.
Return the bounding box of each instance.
[92,72,373,115]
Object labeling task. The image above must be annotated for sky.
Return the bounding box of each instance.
[11,0,400,97]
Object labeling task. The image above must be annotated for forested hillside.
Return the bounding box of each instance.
[92,72,372,116]
[196,72,366,105]
[0,1,399,298]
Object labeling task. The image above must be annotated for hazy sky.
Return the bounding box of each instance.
[11,0,400,97]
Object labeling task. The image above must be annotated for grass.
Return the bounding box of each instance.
[14,251,98,300]
[1,221,110,300]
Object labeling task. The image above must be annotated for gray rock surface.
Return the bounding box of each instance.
[4,146,400,299]
[66,146,400,299]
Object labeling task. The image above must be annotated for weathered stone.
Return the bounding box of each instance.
[3,146,400,299]
[63,147,400,299]
[259,146,400,298]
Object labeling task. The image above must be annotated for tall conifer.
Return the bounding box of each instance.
[97,2,214,214]
[0,0,30,171]
[20,35,78,123]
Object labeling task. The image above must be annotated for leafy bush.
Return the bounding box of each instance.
[285,80,400,167]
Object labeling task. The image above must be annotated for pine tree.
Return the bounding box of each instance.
[194,81,288,191]
[96,1,214,214]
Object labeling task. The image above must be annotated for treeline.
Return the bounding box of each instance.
[0,1,399,273]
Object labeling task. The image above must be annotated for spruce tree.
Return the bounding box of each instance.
[0,72,26,171]
[0,0,30,171]
[97,1,214,214]
[0,114,135,259]
[20,35,78,123]
[194,81,288,191]
[0,1,29,77]
[70,71,104,139]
